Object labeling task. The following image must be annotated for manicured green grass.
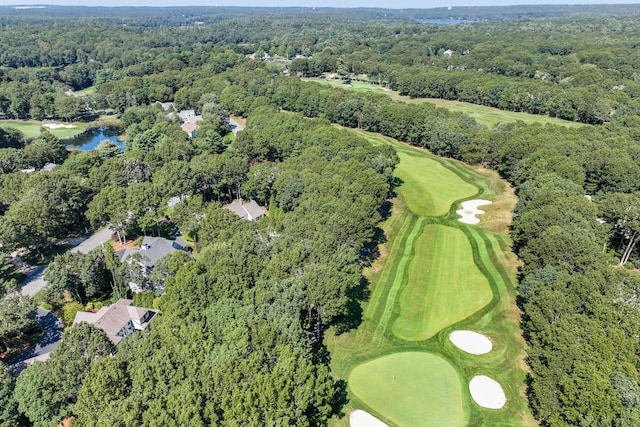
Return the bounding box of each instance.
[392,224,493,341]
[357,131,478,217]
[326,129,533,426]
[0,120,85,138]
[349,352,467,427]
[306,78,586,129]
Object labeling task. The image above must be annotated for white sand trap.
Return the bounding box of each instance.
[449,330,493,355]
[469,375,506,409]
[349,410,388,427]
[457,199,492,224]
[42,123,76,129]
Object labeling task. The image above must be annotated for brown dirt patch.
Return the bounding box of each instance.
[112,239,139,251]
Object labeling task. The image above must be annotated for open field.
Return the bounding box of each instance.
[349,352,467,427]
[327,130,533,426]
[392,224,493,341]
[305,78,586,129]
[0,120,85,138]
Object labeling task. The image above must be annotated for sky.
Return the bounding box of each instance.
[4,0,640,8]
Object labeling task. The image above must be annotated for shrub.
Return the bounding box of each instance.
[61,302,84,324]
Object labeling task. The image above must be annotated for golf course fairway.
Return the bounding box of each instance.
[327,130,532,427]
[394,151,477,217]
[349,352,467,427]
[391,224,493,341]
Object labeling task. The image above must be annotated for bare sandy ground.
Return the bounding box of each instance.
[349,410,388,427]
[42,123,76,129]
[449,330,493,354]
[457,199,492,224]
[469,375,506,409]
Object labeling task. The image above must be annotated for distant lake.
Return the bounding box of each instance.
[416,19,472,24]
[66,127,124,151]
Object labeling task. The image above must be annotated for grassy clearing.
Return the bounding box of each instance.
[392,224,493,341]
[75,86,96,95]
[0,120,85,138]
[306,78,586,129]
[349,352,467,427]
[327,129,532,426]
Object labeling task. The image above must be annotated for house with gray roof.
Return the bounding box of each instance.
[73,299,158,345]
[225,199,266,221]
[178,109,203,124]
[116,236,187,293]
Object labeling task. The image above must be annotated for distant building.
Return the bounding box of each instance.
[73,299,158,345]
[224,199,266,221]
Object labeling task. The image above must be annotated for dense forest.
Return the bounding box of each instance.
[2,4,640,426]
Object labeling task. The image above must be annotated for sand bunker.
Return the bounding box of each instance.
[449,330,493,355]
[457,199,492,224]
[469,375,506,409]
[349,410,388,427]
[42,123,76,129]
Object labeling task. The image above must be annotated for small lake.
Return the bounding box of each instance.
[66,127,124,151]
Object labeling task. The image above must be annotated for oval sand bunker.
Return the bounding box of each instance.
[449,330,493,355]
[457,200,492,224]
[349,410,388,427]
[469,375,506,409]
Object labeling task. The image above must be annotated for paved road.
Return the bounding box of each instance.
[20,227,112,297]
[229,117,244,136]
[11,227,113,371]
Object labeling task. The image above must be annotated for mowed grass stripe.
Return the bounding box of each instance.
[373,216,426,343]
[392,224,493,341]
[363,214,414,322]
[349,352,467,427]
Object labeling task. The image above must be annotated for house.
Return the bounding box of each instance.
[178,109,203,124]
[181,122,198,138]
[116,236,187,293]
[224,199,266,221]
[73,299,158,345]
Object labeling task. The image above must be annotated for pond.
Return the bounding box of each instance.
[65,127,124,151]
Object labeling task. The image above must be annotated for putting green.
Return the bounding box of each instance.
[349,352,466,427]
[392,224,493,341]
[395,150,477,217]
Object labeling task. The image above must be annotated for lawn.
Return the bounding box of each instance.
[305,78,586,129]
[326,129,533,426]
[392,224,493,341]
[0,120,85,139]
[349,352,467,427]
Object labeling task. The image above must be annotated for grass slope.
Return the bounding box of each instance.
[0,120,85,138]
[349,352,467,427]
[306,78,586,129]
[392,224,493,341]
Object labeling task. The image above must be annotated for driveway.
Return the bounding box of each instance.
[229,117,244,136]
[13,227,112,369]
[8,308,62,375]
